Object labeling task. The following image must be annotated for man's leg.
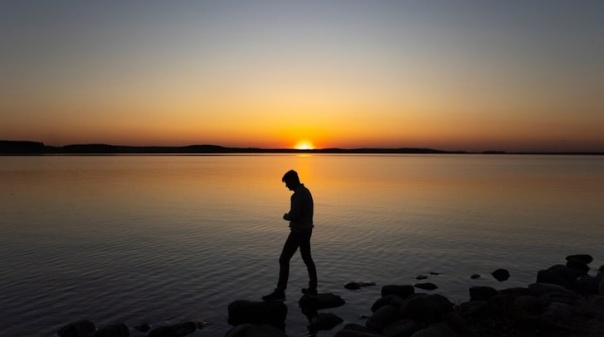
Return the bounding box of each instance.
[299,231,317,291]
[276,231,300,291]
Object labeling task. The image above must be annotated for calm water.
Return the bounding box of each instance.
[1,154,603,337]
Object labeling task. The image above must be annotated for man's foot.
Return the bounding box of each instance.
[301,288,318,296]
[262,289,286,302]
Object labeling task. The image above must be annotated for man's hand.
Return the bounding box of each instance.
[283,213,291,221]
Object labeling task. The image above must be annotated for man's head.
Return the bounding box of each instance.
[282,169,300,191]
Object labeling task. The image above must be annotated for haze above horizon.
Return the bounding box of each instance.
[1,1,603,153]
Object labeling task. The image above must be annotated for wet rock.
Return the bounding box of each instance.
[566,259,590,276]
[299,292,345,311]
[148,322,197,337]
[307,313,343,332]
[381,285,415,299]
[371,294,405,312]
[416,275,428,280]
[335,325,382,337]
[409,322,456,337]
[228,300,287,327]
[414,282,438,291]
[540,302,574,326]
[345,282,375,290]
[512,295,540,315]
[491,268,510,281]
[90,324,129,337]
[400,294,453,325]
[576,275,600,295]
[383,319,417,337]
[345,282,362,290]
[565,254,593,264]
[440,312,469,335]
[133,322,150,333]
[429,272,441,276]
[498,287,532,298]
[537,264,578,289]
[600,278,604,295]
[470,274,481,279]
[57,320,96,337]
[366,304,399,332]
[224,324,288,337]
[469,286,498,301]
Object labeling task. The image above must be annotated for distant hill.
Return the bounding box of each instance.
[1,140,602,155]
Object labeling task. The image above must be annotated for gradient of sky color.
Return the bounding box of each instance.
[1,1,603,152]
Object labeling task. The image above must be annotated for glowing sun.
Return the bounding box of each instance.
[294,140,315,150]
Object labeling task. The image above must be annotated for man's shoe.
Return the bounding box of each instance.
[301,288,318,296]
[262,289,286,302]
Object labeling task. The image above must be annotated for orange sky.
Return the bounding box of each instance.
[1,2,603,152]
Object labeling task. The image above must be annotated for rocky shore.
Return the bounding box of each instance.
[57,254,604,337]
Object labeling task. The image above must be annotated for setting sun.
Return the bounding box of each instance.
[294,140,315,150]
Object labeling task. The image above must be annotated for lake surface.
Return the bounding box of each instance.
[1,154,603,337]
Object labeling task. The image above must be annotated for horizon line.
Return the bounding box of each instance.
[1,140,603,155]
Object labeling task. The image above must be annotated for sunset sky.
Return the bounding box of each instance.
[1,1,603,152]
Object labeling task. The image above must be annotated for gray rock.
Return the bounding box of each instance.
[469,286,498,301]
[491,268,510,281]
[57,320,96,337]
[470,274,481,279]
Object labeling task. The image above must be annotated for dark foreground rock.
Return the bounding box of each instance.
[55,255,604,337]
[333,255,604,337]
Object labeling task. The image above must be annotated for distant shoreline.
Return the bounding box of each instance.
[1,140,603,155]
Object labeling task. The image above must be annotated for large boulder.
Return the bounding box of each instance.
[228,300,287,327]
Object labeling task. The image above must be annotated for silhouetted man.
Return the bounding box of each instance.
[263,170,318,301]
